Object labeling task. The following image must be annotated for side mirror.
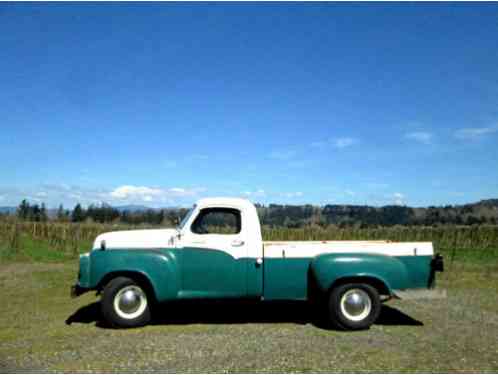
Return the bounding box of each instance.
[100,240,106,251]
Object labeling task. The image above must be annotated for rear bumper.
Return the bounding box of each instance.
[431,253,444,272]
[393,288,447,300]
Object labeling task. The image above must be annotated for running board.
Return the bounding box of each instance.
[393,288,447,300]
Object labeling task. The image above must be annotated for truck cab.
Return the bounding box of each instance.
[72,197,444,330]
[174,198,264,299]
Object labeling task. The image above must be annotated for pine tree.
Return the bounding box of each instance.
[72,203,85,222]
[40,203,48,222]
[57,204,66,221]
[30,204,41,222]
[17,199,30,220]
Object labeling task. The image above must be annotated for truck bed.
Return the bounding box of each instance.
[263,240,434,258]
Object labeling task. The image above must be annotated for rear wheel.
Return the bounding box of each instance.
[101,277,151,328]
[327,283,381,330]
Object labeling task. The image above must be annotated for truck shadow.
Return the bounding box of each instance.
[66,300,423,329]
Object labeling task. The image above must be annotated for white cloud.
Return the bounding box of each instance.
[0,195,4,202]
[332,137,357,149]
[282,191,303,198]
[109,185,203,203]
[170,187,186,193]
[345,190,356,197]
[242,189,266,197]
[393,192,405,205]
[269,150,296,160]
[110,185,162,200]
[0,184,206,208]
[454,124,498,140]
[405,131,433,145]
[310,137,358,149]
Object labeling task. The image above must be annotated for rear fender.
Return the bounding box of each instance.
[310,253,411,295]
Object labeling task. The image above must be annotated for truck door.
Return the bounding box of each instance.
[179,207,248,297]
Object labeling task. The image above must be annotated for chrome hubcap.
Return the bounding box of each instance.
[340,289,372,322]
[114,286,147,320]
[119,289,141,314]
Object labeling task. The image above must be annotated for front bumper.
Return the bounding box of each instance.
[70,283,89,298]
[71,252,91,298]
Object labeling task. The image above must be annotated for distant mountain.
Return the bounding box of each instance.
[0,206,16,214]
[114,204,157,212]
[255,199,498,227]
[474,199,498,208]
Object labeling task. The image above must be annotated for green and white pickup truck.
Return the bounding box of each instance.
[71,197,444,330]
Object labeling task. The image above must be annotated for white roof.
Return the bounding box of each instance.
[195,197,255,210]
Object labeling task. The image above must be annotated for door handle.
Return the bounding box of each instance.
[231,239,245,247]
[255,257,263,267]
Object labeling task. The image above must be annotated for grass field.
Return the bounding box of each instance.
[0,225,498,372]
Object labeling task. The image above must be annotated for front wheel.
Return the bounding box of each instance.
[327,283,381,330]
[101,277,151,328]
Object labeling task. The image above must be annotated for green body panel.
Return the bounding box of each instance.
[78,248,261,301]
[180,247,247,298]
[263,258,310,300]
[310,253,432,294]
[77,248,433,302]
[395,255,433,288]
[81,249,182,301]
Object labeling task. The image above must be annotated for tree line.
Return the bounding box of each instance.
[5,198,498,228]
[9,200,189,226]
[16,199,49,222]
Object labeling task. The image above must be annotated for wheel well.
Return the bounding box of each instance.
[328,276,391,296]
[97,271,157,302]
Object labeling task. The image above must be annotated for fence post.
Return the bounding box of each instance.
[9,222,20,255]
[73,225,80,257]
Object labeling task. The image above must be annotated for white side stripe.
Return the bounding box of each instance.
[263,241,434,258]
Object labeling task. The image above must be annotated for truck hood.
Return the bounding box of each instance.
[92,228,178,250]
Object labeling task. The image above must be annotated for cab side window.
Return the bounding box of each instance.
[191,208,241,235]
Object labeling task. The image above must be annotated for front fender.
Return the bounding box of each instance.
[310,253,412,294]
[84,249,181,302]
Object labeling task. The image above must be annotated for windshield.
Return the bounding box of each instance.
[178,204,196,230]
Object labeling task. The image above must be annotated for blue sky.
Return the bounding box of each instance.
[1,3,498,208]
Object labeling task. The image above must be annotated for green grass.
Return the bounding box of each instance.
[0,225,497,372]
[0,232,93,263]
[0,259,497,372]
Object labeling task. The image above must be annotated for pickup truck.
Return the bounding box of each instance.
[71,197,444,330]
